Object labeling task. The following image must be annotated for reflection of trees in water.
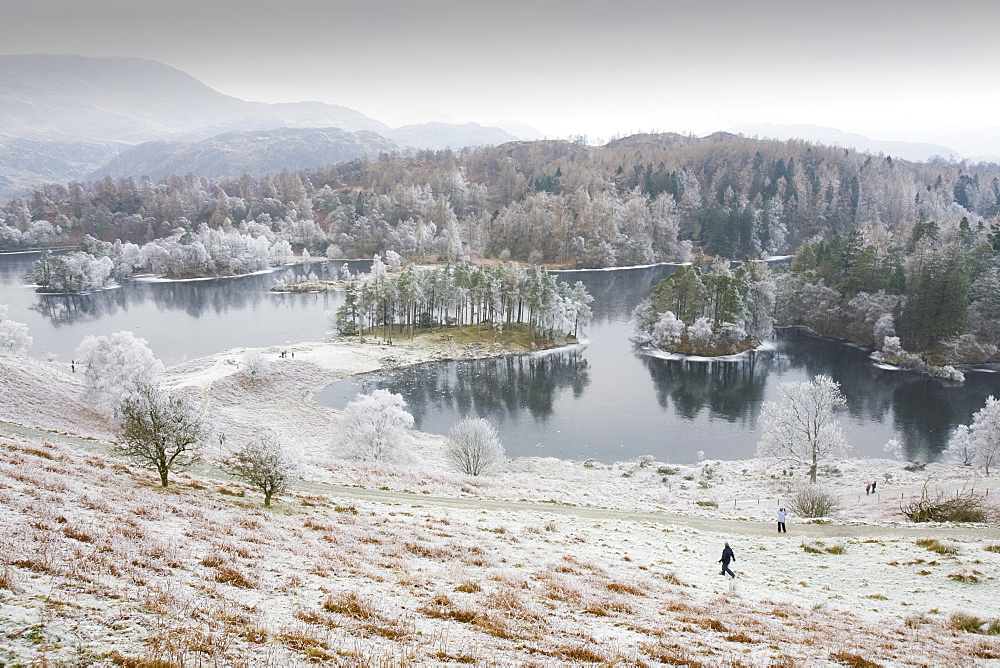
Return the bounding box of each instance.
[555,265,677,324]
[775,327,993,461]
[641,350,770,426]
[27,259,372,326]
[350,348,591,426]
[32,289,127,326]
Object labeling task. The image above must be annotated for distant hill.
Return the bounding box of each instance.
[0,54,539,196]
[0,133,122,198]
[730,123,960,163]
[89,127,399,182]
[385,122,519,151]
[0,54,388,142]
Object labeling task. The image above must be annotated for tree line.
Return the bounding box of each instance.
[4,133,1000,270]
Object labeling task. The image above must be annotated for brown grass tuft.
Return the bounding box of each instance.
[214,566,254,588]
[829,651,881,667]
[322,592,377,622]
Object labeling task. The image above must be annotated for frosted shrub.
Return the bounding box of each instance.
[446,417,506,476]
[788,486,840,518]
[241,350,272,384]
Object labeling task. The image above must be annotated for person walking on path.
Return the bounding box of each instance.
[776,507,788,533]
[719,542,736,578]
[871,480,877,494]
[865,483,871,495]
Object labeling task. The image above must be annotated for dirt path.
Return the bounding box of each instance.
[5,420,998,541]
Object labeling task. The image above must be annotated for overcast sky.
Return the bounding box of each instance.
[2,0,998,144]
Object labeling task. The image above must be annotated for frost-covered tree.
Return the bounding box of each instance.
[944,424,977,466]
[242,349,272,385]
[882,437,903,462]
[226,430,300,506]
[116,381,207,487]
[955,395,1000,476]
[446,417,506,476]
[332,389,414,462]
[652,311,685,348]
[0,306,32,355]
[686,317,714,354]
[76,331,164,415]
[756,374,850,483]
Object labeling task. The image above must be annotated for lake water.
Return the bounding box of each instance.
[3,253,998,464]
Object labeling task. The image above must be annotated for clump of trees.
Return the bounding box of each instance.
[76,330,207,486]
[775,219,1000,366]
[28,249,114,293]
[756,375,850,483]
[632,255,774,356]
[334,258,593,347]
[446,417,506,476]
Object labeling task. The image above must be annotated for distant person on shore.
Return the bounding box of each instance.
[776,507,788,533]
[719,542,736,578]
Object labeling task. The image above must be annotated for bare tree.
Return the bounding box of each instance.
[446,417,506,476]
[756,374,850,483]
[332,389,414,462]
[227,430,299,506]
[241,349,272,385]
[116,381,207,486]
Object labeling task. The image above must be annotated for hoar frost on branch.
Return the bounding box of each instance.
[0,305,32,355]
[76,331,165,416]
[756,374,850,483]
[115,381,208,487]
[241,349,272,385]
[946,395,1000,476]
[332,389,415,463]
[446,417,506,476]
[226,430,300,506]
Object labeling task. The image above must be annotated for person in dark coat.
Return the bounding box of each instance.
[719,542,736,578]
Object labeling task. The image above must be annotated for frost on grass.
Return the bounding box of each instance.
[1,431,998,666]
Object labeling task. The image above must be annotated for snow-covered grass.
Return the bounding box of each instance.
[2,343,1000,664]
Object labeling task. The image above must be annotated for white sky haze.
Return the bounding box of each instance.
[2,0,998,146]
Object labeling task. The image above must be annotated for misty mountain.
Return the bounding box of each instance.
[385,122,520,151]
[0,54,389,142]
[88,128,398,182]
[730,123,960,163]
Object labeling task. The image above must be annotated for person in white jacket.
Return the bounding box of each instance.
[776,507,788,533]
